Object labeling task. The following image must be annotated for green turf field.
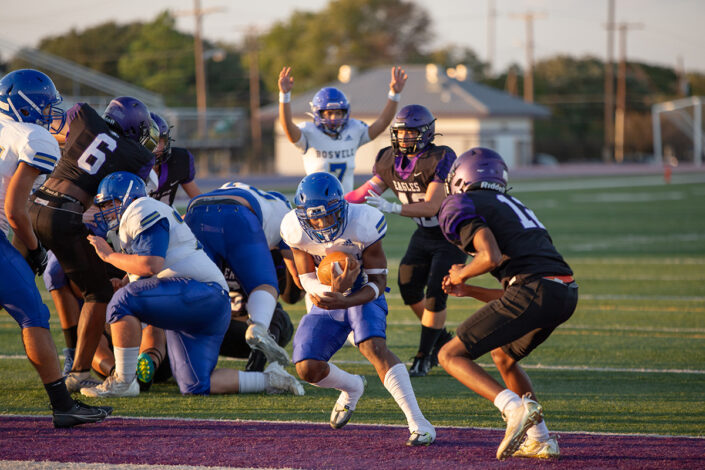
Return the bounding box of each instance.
[1,173,704,436]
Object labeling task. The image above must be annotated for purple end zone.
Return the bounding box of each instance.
[0,416,703,470]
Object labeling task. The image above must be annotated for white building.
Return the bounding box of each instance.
[264,64,550,178]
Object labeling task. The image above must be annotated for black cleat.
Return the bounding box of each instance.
[52,400,111,428]
[409,354,434,377]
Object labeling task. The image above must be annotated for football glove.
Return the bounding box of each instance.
[365,190,401,214]
[26,242,49,276]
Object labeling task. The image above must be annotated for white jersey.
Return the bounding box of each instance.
[295,118,371,193]
[280,204,387,274]
[119,196,227,289]
[0,115,60,236]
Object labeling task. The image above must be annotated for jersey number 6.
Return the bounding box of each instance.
[77,133,117,175]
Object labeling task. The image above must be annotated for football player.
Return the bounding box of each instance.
[82,172,303,397]
[184,182,295,369]
[278,66,408,193]
[281,172,435,446]
[28,96,158,393]
[148,112,202,205]
[438,148,578,460]
[0,69,111,427]
[346,104,466,377]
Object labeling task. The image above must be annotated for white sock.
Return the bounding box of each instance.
[237,371,266,393]
[114,346,139,382]
[527,420,550,441]
[383,363,431,432]
[247,289,277,327]
[312,363,364,410]
[493,389,522,414]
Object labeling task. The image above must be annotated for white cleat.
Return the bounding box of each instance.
[406,427,436,446]
[81,374,140,398]
[330,375,366,429]
[264,362,305,396]
[496,394,544,460]
[512,435,560,459]
[246,323,290,366]
[65,371,102,394]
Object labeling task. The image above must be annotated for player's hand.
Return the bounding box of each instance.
[26,242,48,276]
[311,291,349,310]
[447,263,468,285]
[330,257,360,293]
[390,66,408,94]
[279,66,294,93]
[87,234,114,261]
[442,274,467,297]
[110,277,128,291]
[365,190,401,214]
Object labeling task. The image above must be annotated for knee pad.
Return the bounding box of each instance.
[397,263,426,305]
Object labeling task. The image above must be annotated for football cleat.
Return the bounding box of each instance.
[406,428,436,446]
[52,400,112,428]
[409,354,434,377]
[512,435,560,459]
[264,362,305,396]
[496,395,544,460]
[81,374,139,398]
[61,348,75,377]
[246,323,290,366]
[136,352,155,391]
[330,375,367,429]
[64,371,102,394]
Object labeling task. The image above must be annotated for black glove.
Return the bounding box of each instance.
[26,242,48,276]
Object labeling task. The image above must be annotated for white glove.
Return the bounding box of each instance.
[365,190,402,214]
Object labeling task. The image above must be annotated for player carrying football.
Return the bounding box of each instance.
[280,172,435,446]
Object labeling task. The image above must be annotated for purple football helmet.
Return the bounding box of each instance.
[390,104,436,155]
[0,69,65,134]
[103,97,158,150]
[310,87,349,136]
[150,112,173,164]
[445,147,509,195]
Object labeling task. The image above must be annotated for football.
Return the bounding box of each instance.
[317,251,353,285]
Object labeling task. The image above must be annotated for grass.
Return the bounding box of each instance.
[1,173,704,437]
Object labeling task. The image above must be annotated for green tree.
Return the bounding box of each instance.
[258,0,433,94]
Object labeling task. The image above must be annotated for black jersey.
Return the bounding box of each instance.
[149,147,196,205]
[439,191,572,286]
[373,144,456,228]
[51,104,154,196]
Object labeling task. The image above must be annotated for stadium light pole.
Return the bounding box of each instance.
[603,0,616,162]
[614,22,643,163]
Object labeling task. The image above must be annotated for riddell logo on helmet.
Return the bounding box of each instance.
[480,181,505,191]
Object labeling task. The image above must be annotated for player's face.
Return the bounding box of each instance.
[321,109,345,121]
[98,200,119,223]
[309,214,336,230]
[397,128,419,150]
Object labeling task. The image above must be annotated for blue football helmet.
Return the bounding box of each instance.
[94,171,148,232]
[445,147,509,195]
[103,97,158,151]
[0,69,65,134]
[310,87,349,137]
[294,172,348,243]
[150,112,173,164]
[390,104,436,155]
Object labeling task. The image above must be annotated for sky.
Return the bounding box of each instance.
[3,0,705,74]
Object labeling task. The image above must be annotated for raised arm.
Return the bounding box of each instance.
[278,66,302,143]
[367,66,408,140]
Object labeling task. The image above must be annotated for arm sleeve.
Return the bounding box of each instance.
[185,150,196,183]
[434,147,458,183]
[129,218,170,257]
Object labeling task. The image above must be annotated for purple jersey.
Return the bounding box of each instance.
[150,147,196,205]
[439,191,572,286]
[373,144,456,228]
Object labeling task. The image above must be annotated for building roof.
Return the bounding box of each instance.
[261,64,550,120]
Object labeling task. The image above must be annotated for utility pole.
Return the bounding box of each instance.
[247,26,262,172]
[486,0,496,75]
[614,22,644,163]
[603,0,615,162]
[511,11,546,103]
[174,1,225,137]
